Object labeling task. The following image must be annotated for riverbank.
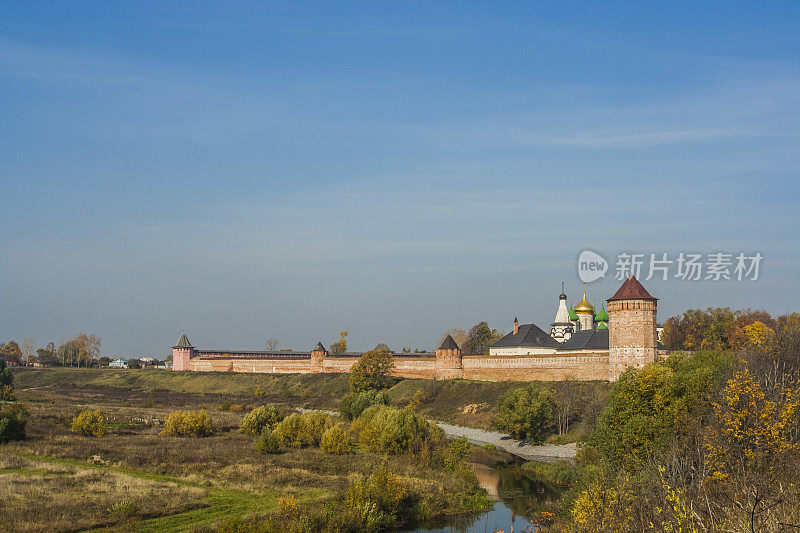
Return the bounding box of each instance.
[436,421,577,462]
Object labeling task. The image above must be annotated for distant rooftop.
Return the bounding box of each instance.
[558,328,609,351]
[491,323,560,349]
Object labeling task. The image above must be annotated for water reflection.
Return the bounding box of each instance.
[406,463,565,533]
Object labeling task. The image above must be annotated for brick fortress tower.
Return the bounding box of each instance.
[310,342,328,372]
[607,275,658,381]
[172,332,194,371]
[435,334,463,380]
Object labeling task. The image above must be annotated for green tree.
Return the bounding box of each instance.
[0,341,22,364]
[351,404,443,454]
[591,350,733,467]
[330,331,349,356]
[56,333,101,367]
[0,403,28,442]
[36,342,59,366]
[339,389,391,420]
[349,349,395,392]
[462,322,503,355]
[660,308,738,351]
[240,405,284,435]
[493,385,556,443]
[0,359,15,401]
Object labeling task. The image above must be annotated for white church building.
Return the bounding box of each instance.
[488,283,610,356]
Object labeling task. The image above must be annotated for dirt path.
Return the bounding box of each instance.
[433,421,577,462]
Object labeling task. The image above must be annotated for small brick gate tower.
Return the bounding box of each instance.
[435,334,462,380]
[607,275,658,381]
[172,332,194,371]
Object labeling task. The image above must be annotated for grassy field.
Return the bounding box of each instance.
[3,372,496,532]
[12,368,610,435]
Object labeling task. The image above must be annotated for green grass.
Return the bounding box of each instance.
[521,460,577,486]
[10,450,286,533]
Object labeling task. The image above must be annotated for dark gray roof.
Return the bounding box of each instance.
[558,328,609,351]
[313,342,326,352]
[439,334,459,350]
[491,323,560,349]
[173,333,193,348]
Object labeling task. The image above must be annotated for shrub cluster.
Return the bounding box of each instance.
[339,390,390,421]
[0,359,14,401]
[351,405,444,455]
[342,465,419,530]
[443,437,471,471]
[320,423,352,454]
[256,431,281,454]
[492,385,556,443]
[160,410,215,437]
[72,409,108,437]
[0,403,28,442]
[239,404,284,435]
[0,385,14,402]
[273,412,333,448]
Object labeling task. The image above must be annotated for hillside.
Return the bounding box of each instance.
[12,368,609,431]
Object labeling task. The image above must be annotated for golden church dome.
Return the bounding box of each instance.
[574,289,595,313]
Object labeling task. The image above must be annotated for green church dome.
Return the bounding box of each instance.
[597,305,609,322]
[596,321,608,330]
[568,306,579,321]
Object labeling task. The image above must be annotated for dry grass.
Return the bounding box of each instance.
[1,383,487,531]
[0,454,207,532]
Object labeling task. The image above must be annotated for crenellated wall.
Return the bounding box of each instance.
[185,351,607,381]
[190,357,317,374]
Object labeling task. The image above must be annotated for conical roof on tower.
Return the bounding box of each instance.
[607,275,658,301]
[173,332,193,349]
[313,342,326,352]
[439,334,459,351]
[552,285,571,325]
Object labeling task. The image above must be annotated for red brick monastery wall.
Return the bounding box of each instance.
[187,352,606,381]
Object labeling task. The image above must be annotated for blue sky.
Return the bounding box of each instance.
[2,2,799,356]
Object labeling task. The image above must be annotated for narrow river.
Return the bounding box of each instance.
[404,462,566,533]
